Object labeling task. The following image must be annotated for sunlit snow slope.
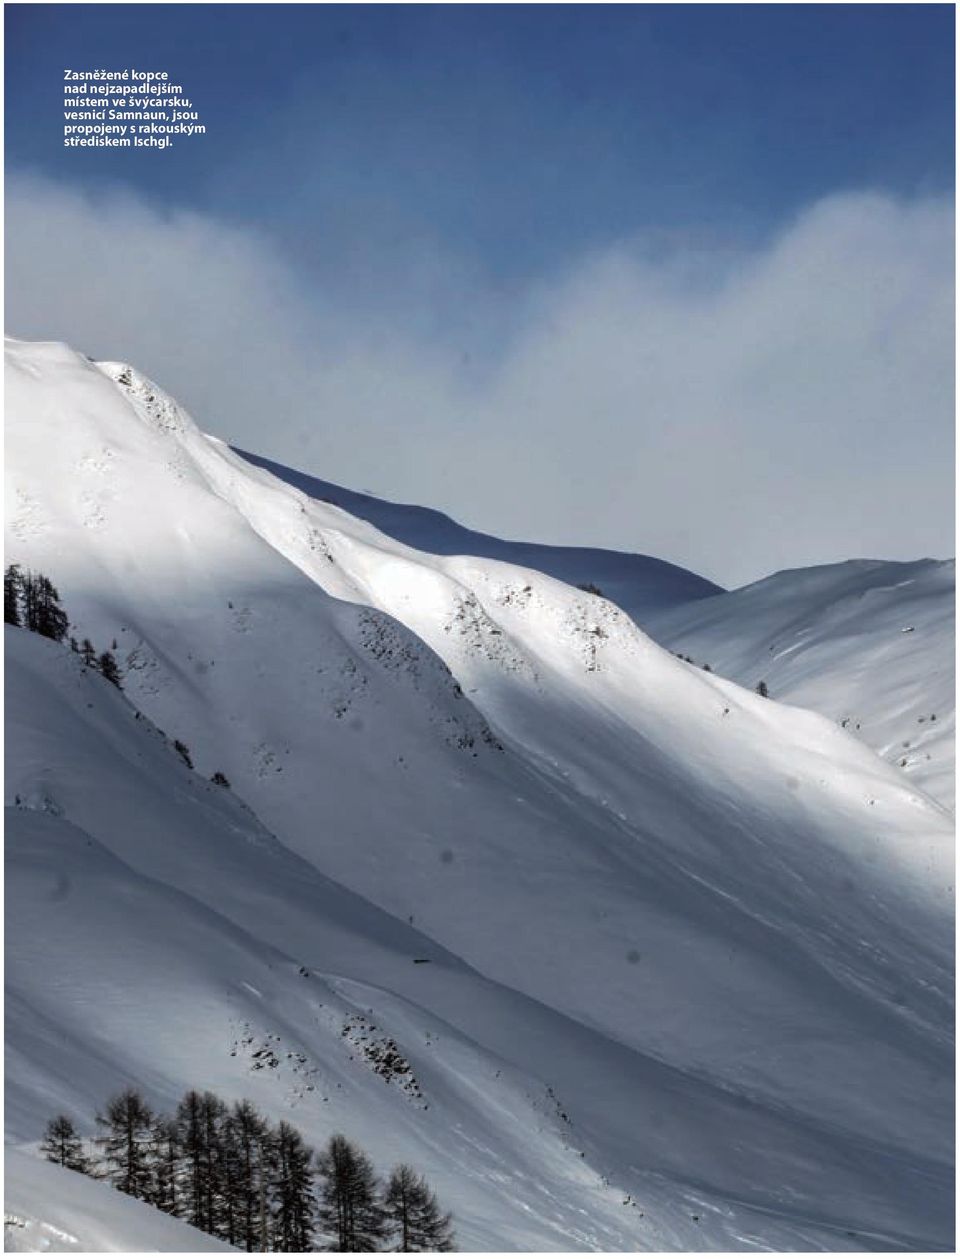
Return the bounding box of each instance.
[240,449,954,812]
[644,562,955,810]
[236,449,723,620]
[5,339,955,1251]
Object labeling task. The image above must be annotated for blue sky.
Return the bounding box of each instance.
[4,5,955,583]
[8,4,954,275]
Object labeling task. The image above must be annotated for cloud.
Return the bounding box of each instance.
[5,171,953,586]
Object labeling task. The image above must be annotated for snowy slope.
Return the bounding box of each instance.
[4,632,673,1253]
[4,1149,232,1252]
[5,338,955,1249]
[644,560,955,809]
[257,449,955,816]
[235,449,724,620]
[5,629,952,1252]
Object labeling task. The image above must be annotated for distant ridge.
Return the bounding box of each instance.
[234,448,724,621]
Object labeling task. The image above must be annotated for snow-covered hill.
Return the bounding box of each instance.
[12,625,945,1251]
[5,338,954,1250]
[644,560,955,809]
[235,449,724,621]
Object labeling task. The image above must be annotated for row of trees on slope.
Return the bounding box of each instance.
[43,1088,455,1252]
[5,564,122,685]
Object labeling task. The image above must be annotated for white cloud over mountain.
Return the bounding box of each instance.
[6,173,952,585]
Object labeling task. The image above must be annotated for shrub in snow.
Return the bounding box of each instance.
[173,739,193,769]
[98,651,123,688]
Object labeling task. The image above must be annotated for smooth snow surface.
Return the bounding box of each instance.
[4,1149,232,1252]
[4,338,955,1251]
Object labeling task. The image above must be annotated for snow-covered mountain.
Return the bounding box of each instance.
[5,339,954,1251]
[235,449,724,621]
[238,451,955,812]
[644,560,955,810]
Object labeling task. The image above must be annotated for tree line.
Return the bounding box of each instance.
[5,563,122,686]
[6,563,236,786]
[42,1088,455,1252]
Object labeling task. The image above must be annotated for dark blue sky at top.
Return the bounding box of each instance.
[5,4,954,283]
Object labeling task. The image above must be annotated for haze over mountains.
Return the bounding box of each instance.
[4,338,954,1251]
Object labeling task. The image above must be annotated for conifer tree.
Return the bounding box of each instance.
[269,1120,315,1252]
[95,1088,155,1200]
[175,1090,207,1231]
[229,1099,273,1252]
[23,572,69,642]
[44,574,69,641]
[316,1133,386,1252]
[98,650,123,688]
[80,638,98,667]
[21,571,39,634]
[213,1108,242,1246]
[41,1114,89,1173]
[383,1164,456,1251]
[176,1090,226,1235]
[5,564,23,626]
[201,1090,227,1239]
[148,1116,181,1216]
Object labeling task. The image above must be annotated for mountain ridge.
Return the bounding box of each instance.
[233,446,725,620]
